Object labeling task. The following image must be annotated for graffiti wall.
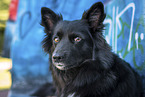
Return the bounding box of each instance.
[104,0,145,81]
[3,0,144,96]
[104,0,145,92]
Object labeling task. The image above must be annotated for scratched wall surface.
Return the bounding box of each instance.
[3,0,145,96]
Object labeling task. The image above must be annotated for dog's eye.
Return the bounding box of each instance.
[54,37,60,43]
[74,37,82,42]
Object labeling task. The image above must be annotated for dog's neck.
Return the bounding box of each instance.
[50,63,80,96]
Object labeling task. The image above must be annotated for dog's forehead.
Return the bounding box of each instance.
[54,20,89,34]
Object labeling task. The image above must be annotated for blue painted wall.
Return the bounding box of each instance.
[3,0,144,96]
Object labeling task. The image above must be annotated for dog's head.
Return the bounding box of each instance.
[41,2,108,70]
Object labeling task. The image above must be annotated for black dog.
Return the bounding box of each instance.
[40,2,143,97]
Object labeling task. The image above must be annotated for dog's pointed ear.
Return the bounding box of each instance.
[82,2,106,31]
[41,7,62,32]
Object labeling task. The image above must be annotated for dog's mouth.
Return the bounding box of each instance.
[54,63,66,70]
[53,59,93,70]
[53,62,79,70]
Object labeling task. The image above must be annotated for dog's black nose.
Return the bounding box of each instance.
[52,55,64,62]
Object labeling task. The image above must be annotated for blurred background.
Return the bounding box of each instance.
[0,0,11,97]
[0,0,145,97]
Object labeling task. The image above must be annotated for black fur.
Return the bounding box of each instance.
[40,2,143,97]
